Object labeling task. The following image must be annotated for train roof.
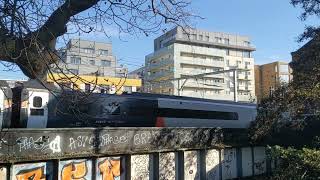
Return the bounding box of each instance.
[16,80,57,90]
[85,92,257,106]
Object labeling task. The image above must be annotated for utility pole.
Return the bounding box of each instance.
[233,69,238,102]
[177,80,180,96]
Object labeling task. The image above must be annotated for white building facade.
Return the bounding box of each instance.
[144,27,256,102]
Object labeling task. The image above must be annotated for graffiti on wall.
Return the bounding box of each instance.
[16,135,61,153]
[184,151,200,180]
[222,148,237,179]
[159,152,175,180]
[131,155,149,180]
[12,162,53,180]
[10,157,123,180]
[59,159,92,180]
[97,157,121,180]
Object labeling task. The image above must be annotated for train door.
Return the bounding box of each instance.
[27,91,49,128]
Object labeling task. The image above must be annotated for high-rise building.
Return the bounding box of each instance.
[54,39,117,76]
[254,61,292,102]
[48,39,141,94]
[144,27,256,102]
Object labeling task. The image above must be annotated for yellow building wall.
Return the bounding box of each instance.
[47,73,142,94]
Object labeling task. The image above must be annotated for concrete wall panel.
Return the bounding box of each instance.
[131,154,150,180]
[12,162,54,180]
[253,147,266,175]
[159,152,175,180]
[206,149,220,180]
[241,147,253,177]
[96,156,123,180]
[58,159,92,180]
[221,148,237,180]
[0,167,6,180]
[184,150,200,180]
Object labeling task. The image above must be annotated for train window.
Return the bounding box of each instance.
[158,108,238,120]
[30,108,44,116]
[33,96,42,107]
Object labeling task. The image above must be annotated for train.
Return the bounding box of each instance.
[0,80,257,128]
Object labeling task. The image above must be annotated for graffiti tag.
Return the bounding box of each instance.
[16,136,61,153]
[16,166,45,180]
[61,161,87,180]
[98,158,121,180]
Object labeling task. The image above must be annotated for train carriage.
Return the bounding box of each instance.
[3,80,257,128]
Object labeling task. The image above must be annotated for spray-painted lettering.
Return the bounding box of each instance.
[98,158,121,180]
[61,161,87,180]
[16,166,45,180]
[133,132,151,145]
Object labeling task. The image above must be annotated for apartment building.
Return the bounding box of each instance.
[255,61,292,102]
[144,27,256,102]
[48,39,141,94]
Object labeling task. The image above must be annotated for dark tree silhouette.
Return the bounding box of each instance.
[291,0,320,41]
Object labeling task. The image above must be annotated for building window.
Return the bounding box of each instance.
[191,34,196,40]
[69,69,79,75]
[70,57,81,64]
[99,49,109,55]
[215,37,222,43]
[199,35,203,41]
[243,51,250,58]
[89,60,95,65]
[225,49,230,56]
[279,64,289,73]
[205,36,210,41]
[245,61,250,69]
[33,96,42,107]
[224,38,230,45]
[80,48,94,54]
[101,60,111,67]
[244,41,250,46]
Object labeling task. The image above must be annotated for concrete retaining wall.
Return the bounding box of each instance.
[0,128,270,179]
[0,146,269,180]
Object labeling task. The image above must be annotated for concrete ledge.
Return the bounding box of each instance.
[0,127,222,163]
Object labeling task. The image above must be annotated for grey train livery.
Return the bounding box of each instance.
[0,81,257,128]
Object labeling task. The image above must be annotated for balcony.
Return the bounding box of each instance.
[145,71,173,81]
[183,80,225,90]
[180,71,225,79]
[237,74,246,80]
[148,60,173,70]
[238,85,246,91]
[180,58,224,68]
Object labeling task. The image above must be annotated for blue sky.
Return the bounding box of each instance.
[0,0,317,79]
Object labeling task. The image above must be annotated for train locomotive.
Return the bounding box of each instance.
[0,80,257,128]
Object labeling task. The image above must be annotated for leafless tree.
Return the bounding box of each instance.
[0,0,195,80]
[0,0,197,128]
